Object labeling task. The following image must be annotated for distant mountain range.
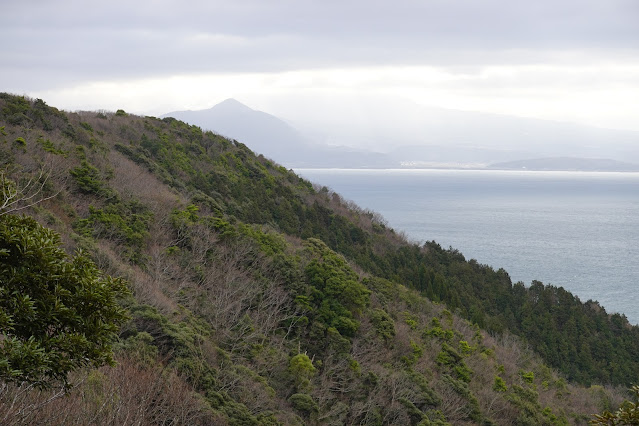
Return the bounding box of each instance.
[165,99,309,163]
[163,98,639,171]
[163,99,390,168]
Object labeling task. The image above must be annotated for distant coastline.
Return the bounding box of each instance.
[295,167,639,326]
[296,157,639,173]
[486,157,639,172]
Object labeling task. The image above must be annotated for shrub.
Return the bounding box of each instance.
[436,343,462,366]
[70,160,107,195]
[459,340,474,355]
[369,308,395,340]
[521,370,535,385]
[288,393,318,416]
[289,353,316,391]
[0,214,129,388]
[493,375,508,392]
[36,136,66,155]
[74,201,152,263]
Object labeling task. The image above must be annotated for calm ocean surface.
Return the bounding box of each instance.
[295,168,639,325]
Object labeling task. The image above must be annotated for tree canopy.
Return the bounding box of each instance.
[0,212,129,388]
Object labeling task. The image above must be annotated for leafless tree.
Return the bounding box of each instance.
[0,355,221,425]
[0,169,58,216]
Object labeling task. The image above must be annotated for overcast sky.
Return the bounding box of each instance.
[2,0,638,130]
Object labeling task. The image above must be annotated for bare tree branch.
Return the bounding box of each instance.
[0,168,59,216]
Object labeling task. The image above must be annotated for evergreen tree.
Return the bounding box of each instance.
[0,212,129,388]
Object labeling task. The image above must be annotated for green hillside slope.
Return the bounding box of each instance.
[0,93,635,425]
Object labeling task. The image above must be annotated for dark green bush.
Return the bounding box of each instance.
[0,214,129,388]
[370,308,395,340]
[288,393,318,416]
[70,160,107,195]
[74,201,152,263]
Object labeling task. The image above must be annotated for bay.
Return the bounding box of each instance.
[295,168,639,325]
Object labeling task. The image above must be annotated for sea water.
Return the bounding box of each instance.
[295,168,639,325]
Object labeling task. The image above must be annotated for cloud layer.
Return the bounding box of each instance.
[3,0,638,89]
[2,1,638,131]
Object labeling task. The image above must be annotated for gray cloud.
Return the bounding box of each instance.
[2,0,638,91]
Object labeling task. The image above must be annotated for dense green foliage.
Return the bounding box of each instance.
[376,246,639,386]
[0,93,635,424]
[0,213,129,388]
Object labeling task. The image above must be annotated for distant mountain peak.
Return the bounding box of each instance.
[160,100,392,168]
[211,98,254,113]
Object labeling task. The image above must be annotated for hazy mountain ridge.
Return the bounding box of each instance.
[164,99,313,161]
[163,99,393,168]
[165,97,639,170]
[2,93,638,425]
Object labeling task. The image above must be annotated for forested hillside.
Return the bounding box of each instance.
[0,93,636,425]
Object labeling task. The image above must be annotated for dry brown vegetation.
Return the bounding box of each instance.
[0,355,222,426]
[1,94,632,425]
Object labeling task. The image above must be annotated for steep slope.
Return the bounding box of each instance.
[0,93,635,425]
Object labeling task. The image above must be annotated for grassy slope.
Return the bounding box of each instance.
[0,93,634,425]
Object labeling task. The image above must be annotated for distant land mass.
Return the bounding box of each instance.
[163,97,639,170]
[488,157,639,172]
[163,99,391,168]
[264,94,639,161]
[164,98,309,162]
